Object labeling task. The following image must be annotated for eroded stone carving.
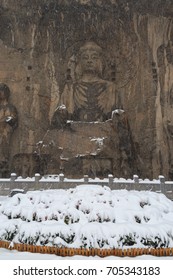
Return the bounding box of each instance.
[51,41,120,127]
[82,157,113,178]
[11,153,40,178]
[0,84,18,176]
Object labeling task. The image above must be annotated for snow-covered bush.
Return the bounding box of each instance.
[18,223,40,245]
[0,220,18,241]
[0,185,173,249]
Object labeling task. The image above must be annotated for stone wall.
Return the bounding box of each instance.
[0,0,173,179]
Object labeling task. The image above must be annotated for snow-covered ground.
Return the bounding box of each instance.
[0,184,173,259]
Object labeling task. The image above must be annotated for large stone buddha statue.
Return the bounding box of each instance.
[45,42,136,178]
[51,41,119,127]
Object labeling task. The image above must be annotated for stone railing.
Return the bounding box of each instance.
[0,173,173,200]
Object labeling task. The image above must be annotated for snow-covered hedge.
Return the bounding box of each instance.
[0,185,173,249]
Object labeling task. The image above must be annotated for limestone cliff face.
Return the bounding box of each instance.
[0,0,173,179]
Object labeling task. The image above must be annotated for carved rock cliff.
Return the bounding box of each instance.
[0,0,173,179]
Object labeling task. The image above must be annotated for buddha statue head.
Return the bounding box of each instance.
[75,41,103,81]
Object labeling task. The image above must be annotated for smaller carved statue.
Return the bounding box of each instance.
[0,83,18,177]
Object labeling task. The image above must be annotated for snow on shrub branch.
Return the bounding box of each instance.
[0,185,173,249]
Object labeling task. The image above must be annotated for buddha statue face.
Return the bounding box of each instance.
[77,42,103,78]
[80,49,101,73]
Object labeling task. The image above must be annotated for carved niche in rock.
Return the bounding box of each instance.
[0,84,18,177]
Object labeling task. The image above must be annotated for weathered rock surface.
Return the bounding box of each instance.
[0,0,173,179]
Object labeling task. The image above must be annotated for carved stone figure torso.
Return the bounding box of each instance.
[61,79,117,122]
